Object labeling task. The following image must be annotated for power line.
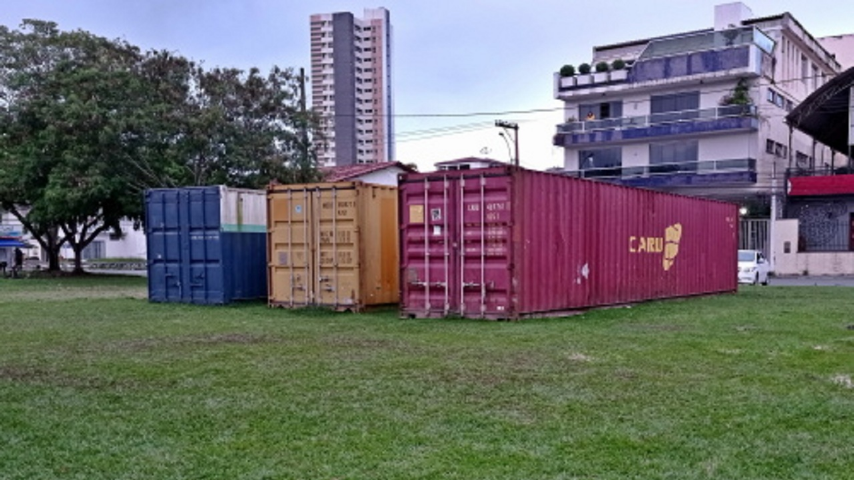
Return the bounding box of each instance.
[314,71,846,120]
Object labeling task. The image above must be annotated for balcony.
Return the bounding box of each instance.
[555,27,773,96]
[554,105,758,146]
[562,158,757,188]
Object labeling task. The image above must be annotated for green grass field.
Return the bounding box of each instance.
[1,276,852,479]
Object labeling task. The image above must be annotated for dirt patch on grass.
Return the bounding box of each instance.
[625,324,688,332]
[112,333,281,352]
[0,365,143,390]
[2,286,146,301]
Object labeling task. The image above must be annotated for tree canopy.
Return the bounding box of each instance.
[0,20,320,272]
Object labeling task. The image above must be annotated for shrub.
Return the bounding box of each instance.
[559,64,576,77]
[595,62,610,73]
[578,63,591,74]
[612,59,626,70]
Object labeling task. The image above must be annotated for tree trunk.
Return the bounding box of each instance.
[43,228,64,272]
[71,243,85,274]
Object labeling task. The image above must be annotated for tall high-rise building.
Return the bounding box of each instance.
[310,8,394,167]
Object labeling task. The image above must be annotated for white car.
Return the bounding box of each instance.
[738,249,770,285]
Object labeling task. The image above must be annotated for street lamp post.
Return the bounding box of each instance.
[495,120,519,166]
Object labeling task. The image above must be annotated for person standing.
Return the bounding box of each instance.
[12,247,23,278]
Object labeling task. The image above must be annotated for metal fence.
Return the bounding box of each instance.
[799,218,852,252]
[739,219,769,257]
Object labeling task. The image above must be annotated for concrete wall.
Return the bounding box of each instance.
[773,218,854,275]
[353,167,405,186]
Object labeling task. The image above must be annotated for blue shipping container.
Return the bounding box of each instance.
[146,186,267,305]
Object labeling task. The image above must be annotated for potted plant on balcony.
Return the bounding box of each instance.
[558,64,576,88]
[719,78,758,118]
[610,58,628,81]
[577,63,592,85]
[593,62,610,82]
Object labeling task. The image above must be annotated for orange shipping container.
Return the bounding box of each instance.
[267,182,399,311]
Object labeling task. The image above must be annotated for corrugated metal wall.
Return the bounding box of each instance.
[399,167,737,319]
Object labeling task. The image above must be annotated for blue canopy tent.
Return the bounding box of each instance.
[0,238,31,248]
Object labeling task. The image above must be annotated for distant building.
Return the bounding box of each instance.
[320,161,414,186]
[0,210,145,265]
[777,67,854,274]
[819,34,854,70]
[552,1,842,212]
[310,8,394,167]
[434,157,506,171]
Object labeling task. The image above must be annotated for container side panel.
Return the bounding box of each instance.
[221,187,267,232]
[360,184,400,307]
[518,170,737,315]
[376,191,400,305]
[221,232,267,301]
[268,187,314,306]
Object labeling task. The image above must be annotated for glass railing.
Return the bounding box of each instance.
[637,27,774,61]
[563,158,756,180]
[557,104,755,134]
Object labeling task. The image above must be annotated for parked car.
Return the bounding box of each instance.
[738,249,770,285]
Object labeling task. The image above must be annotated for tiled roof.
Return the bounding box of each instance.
[320,161,415,182]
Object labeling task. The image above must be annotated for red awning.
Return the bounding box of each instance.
[787,174,854,196]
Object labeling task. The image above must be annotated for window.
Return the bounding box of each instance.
[651,91,700,113]
[767,88,776,103]
[649,141,699,173]
[578,147,622,178]
[766,139,775,154]
[774,142,788,158]
[650,91,700,123]
[796,151,809,167]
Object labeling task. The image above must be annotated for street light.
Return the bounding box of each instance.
[739,206,749,216]
[495,120,519,166]
[498,132,513,164]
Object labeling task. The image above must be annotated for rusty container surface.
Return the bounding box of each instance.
[399,166,737,319]
[268,181,399,310]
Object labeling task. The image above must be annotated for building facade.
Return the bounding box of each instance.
[819,34,854,70]
[552,2,842,213]
[310,8,394,167]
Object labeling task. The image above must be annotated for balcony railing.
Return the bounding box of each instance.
[637,26,775,61]
[557,104,755,134]
[562,158,757,180]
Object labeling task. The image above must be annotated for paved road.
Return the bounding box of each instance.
[767,276,854,287]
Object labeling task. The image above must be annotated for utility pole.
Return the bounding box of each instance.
[298,68,310,170]
[495,120,519,166]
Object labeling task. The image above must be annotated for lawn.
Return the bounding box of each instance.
[1,277,852,479]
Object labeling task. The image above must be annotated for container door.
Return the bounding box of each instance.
[268,188,313,306]
[459,173,514,318]
[146,190,183,302]
[313,185,361,309]
[184,188,223,304]
[401,177,458,317]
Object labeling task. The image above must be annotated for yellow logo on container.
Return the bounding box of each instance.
[629,223,682,271]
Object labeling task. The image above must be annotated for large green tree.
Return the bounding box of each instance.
[0,20,320,273]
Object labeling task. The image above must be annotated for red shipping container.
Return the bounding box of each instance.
[399,166,737,319]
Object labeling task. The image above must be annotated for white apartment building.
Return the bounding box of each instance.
[310,8,394,167]
[553,2,842,214]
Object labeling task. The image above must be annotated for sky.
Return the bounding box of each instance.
[2,0,852,171]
